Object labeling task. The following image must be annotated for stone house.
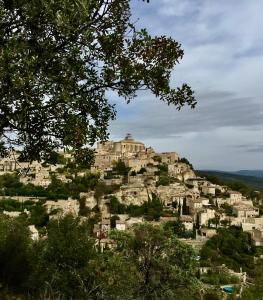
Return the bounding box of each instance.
[241,217,263,232]
[202,184,216,196]
[228,191,242,202]
[92,153,121,170]
[200,198,210,206]
[189,199,203,214]
[123,157,150,172]
[0,151,20,173]
[158,152,180,164]
[180,215,194,231]
[200,209,216,226]
[232,204,259,218]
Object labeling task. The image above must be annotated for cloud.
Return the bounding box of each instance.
[159,0,201,17]
[240,144,263,153]
[111,0,263,170]
[110,90,263,140]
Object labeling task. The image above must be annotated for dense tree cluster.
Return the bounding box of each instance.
[0,172,100,199]
[0,215,199,299]
[108,193,164,221]
[241,262,263,299]
[164,220,194,238]
[199,227,263,299]
[200,226,257,273]
[179,157,193,170]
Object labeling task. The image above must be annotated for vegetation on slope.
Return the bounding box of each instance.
[200,226,257,273]
[199,226,263,299]
[0,173,100,199]
[0,215,200,300]
[108,194,165,221]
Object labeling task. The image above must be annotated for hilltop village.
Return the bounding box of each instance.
[0,133,262,251]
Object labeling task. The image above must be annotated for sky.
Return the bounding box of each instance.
[108,0,263,171]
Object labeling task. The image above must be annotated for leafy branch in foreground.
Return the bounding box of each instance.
[0,0,196,163]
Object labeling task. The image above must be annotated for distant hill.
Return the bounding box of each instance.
[198,170,263,190]
[234,170,263,178]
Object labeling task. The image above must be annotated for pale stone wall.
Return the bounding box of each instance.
[3,211,21,217]
[242,222,256,232]
[126,217,144,228]
[0,151,19,172]
[183,221,194,231]
[114,141,145,154]
[240,217,263,232]
[97,141,115,153]
[123,158,149,172]
[200,228,217,238]
[157,183,189,206]
[200,209,216,226]
[168,163,195,181]
[158,152,180,164]
[202,185,216,196]
[229,191,242,202]
[200,198,210,206]
[180,215,194,231]
[233,204,259,218]
[0,196,41,202]
[119,183,149,205]
[217,197,253,207]
[97,134,145,155]
[93,153,121,170]
[128,175,144,185]
[29,225,39,241]
[115,214,129,222]
[45,199,79,216]
[189,199,203,213]
[116,221,126,231]
[103,178,123,186]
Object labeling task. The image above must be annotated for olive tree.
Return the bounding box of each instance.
[111,223,199,299]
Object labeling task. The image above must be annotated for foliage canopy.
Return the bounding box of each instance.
[200,226,256,273]
[0,0,196,162]
[0,216,200,299]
